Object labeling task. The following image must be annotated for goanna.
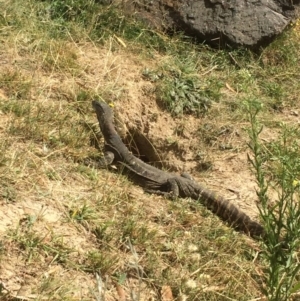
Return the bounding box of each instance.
[91,100,264,238]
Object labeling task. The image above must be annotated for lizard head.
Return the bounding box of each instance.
[92,100,114,122]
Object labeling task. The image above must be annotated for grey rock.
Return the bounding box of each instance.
[122,0,300,49]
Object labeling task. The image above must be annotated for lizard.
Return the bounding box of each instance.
[90,100,265,238]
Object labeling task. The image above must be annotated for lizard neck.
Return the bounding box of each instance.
[99,115,132,160]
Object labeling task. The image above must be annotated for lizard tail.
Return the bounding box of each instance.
[200,189,264,238]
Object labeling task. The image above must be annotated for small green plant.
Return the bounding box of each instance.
[69,203,97,224]
[91,7,168,51]
[246,99,300,301]
[120,217,157,245]
[261,81,284,101]
[143,51,222,116]
[83,250,117,274]
[260,81,285,111]
[93,222,114,244]
[143,67,222,116]
[43,0,97,23]
[9,217,73,265]
[0,99,31,117]
[0,70,32,100]
[160,76,212,116]
[41,41,79,74]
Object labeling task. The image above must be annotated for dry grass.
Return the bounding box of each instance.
[0,1,300,300]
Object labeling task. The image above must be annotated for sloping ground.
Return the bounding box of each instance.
[0,2,300,300]
[0,40,262,300]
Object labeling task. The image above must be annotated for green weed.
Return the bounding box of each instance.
[246,99,300,301]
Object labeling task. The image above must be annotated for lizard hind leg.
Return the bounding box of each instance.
[144,179,179,200]
[180,172,195,181]
[166,178,180,200]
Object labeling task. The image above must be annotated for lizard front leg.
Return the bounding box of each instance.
[84,145,115,168]
[98,150,115,166]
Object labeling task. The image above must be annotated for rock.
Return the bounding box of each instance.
[122,0,300,49]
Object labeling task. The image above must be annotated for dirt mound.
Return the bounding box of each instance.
[107,72,262,220]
